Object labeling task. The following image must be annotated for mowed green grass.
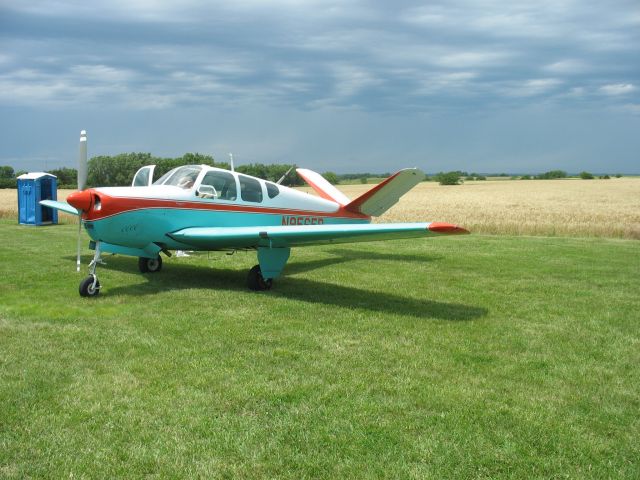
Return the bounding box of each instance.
[1,219,639,479]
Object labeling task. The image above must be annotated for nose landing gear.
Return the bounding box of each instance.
[79,241,103,297]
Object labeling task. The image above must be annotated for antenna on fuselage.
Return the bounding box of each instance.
[276,166,294,185]
[228,153,235,172]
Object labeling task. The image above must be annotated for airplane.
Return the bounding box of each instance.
[41,131,469,297]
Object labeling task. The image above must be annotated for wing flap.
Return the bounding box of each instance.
[39,200,79,216]
[168,222,468,250]
[345,168,424,217]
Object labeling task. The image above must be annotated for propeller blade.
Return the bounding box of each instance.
[76,214,82,272]
[76,129,87,272]
[78,130,87,191]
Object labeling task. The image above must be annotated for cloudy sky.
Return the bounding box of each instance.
[1,0,639,174]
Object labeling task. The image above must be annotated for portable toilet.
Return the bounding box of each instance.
[17,172,58,225]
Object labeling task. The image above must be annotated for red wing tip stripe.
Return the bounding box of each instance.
[428,222,470,235]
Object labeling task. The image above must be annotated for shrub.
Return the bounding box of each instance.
[579,171,594,179]
[520,174,531,180]
[536,170,568,180]
[434,171,463,185]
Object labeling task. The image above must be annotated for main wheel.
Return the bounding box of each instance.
[138,256,162,273]
[247,265,273,291]
[79,276,100,297]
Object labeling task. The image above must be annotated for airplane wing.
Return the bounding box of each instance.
[168,222,468,250]
[39,200,79,216]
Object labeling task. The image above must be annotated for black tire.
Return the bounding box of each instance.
[247,265,273,291]
[79,276,100,297]
[139,256,162,273]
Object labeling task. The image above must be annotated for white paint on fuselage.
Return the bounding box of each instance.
[95,165,342,214]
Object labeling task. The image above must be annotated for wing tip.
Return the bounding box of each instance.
[428,222,470,235]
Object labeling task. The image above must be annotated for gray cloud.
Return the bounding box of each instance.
[1,0,639,172]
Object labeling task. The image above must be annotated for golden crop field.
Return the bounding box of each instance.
[313,178,640,239]
[2,178,639,238]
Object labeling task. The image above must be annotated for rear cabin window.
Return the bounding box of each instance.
[266,182,280,199]
[239,175,263,203]
[201,171,237,200]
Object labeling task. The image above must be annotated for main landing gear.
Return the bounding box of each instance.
[247,265,272,291]
[247,247,291,292]
[138,256,162,273]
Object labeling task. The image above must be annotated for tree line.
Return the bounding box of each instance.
[0,159,627,189]
[0,153,307,189]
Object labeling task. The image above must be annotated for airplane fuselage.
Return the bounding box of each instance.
[75,166,369,252]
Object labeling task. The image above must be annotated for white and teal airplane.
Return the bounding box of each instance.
[41,132,468,297]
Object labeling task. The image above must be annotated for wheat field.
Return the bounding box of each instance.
[316,178,640,239]
[2,178,639,238]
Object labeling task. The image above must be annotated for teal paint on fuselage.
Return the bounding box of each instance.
[84,207,370,251]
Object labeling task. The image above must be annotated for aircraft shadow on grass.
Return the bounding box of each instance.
[283,248,442,276]
[66,250,486,321]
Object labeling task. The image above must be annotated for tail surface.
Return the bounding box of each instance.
[296,168,351,205]
[344,168,424,217]
[297,167,424,217]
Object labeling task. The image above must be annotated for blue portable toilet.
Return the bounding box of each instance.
[17,172,58,225]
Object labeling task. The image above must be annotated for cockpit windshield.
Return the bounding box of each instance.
[153,165,203,189]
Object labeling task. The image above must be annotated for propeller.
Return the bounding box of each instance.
[76,130,87,272]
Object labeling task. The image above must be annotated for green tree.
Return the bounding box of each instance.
[0,166,15,179]
[322,172,339,185]
[579,171,594,179]
[49,167,78,186]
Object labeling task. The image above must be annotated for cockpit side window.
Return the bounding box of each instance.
[239,175,263,203]
[266,182,280,199]
[200,171,238,200]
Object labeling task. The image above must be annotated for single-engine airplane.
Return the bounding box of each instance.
[41,131,468,296]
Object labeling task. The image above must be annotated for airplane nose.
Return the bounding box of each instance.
[67,190,93,211]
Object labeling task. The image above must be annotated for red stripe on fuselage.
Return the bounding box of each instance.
[81,190,369,221]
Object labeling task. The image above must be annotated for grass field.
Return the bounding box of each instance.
[2,177,639,239]
[1,219,639,478]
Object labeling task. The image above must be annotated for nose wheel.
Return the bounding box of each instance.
[79,275,101,297]
[79,241,103,297]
